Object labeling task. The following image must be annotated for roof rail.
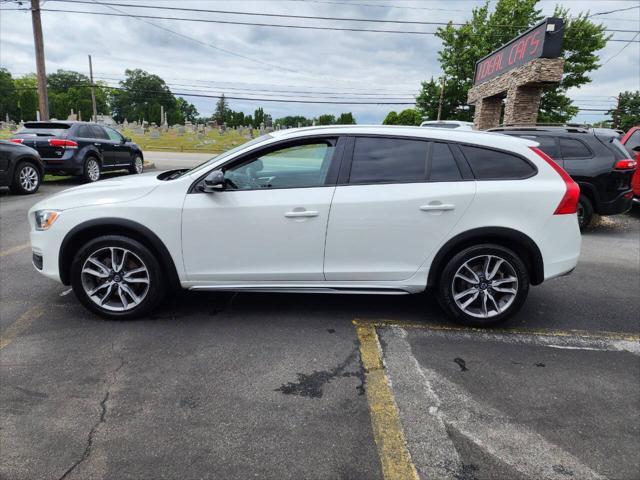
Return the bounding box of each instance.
[488,124,591,133]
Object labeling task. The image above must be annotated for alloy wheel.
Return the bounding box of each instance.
[19,165,39,192]
[81,247,150,312]
[135,157,143,174]
[451,254,518,319]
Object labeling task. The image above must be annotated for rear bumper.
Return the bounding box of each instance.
[596,189,633,215]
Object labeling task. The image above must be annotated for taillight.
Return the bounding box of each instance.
[48,138,78,149]
[614,159,637,170]
[9,138,23,144]
[529,147,580,215]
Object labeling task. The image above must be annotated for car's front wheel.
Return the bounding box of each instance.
[71,235,166,320]
[10,161,41,195]
[436,244,529,326]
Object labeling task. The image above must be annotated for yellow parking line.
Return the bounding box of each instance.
[0,242,30,258]
[0,305,43,350]
[354,319,640,342]
[354,321,419,480]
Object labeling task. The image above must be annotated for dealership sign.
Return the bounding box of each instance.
[473,18,564,86]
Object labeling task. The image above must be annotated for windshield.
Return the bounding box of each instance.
[186,134,274,175]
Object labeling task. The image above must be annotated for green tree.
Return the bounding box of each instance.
[253,107,265,127]
[419,0,608,125]
[317,114,335,125]
[610,91,640,131]
[275,115,312,128]
[46,69,109,121]
[397,109,422,126]
[175,97,199,123]
[14,74,38,121]
[214,94,229,124]
[0,68,17,121]
[110,69,178,124]
[382,111,398,125]
[336,112,356,124]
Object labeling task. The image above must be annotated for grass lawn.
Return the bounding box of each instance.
[1,127,253,155]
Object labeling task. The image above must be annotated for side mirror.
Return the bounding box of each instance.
[202,170,226,193]
[632,145,640,152]
[122,137,131,143]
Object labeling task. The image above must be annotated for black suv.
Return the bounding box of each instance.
[11,121,144,182]
[0,140,45,194]
[489,126,635,228]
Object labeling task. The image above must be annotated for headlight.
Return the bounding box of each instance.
[34,210,60,231]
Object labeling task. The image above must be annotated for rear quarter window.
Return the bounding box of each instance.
[559,138,592,159]
[460,145,536,180]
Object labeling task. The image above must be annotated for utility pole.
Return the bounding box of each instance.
[437,76,445,121]
[612,93,621,129]
[31,0,49,120]
[88,55,98,122]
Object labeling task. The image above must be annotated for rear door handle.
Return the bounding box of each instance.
[420,203,455,211]
[285,210,319,218]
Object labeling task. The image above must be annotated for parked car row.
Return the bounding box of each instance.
[1,121,145,194]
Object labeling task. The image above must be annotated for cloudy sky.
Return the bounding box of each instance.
[1,0,638,124]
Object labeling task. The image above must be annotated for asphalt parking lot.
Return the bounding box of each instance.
[1,168,639,480]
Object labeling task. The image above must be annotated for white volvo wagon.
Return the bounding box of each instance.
[29,126,581,326]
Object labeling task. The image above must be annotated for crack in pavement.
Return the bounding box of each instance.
[58,347,125,480]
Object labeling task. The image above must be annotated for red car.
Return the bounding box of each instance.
[621,126,640,205]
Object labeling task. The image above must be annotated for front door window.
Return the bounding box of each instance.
[224,142,334,190]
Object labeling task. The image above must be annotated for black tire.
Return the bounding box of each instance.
[436,244,529,327]
[70,235,166,320]
[129,155,144,175]
[82,156,101,183]
[577,194,594,229]
[9,161,41,195]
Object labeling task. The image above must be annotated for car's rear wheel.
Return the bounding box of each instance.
[10,161,41,195]
[577,194,594,229]
[129,155,143,175]
[71,235,166,320]
[83,157,101,183]
[437,244,529,326]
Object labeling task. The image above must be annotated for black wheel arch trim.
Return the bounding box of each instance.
[58,218,181,288]
[427,227,544,287]
[10,154,45,178]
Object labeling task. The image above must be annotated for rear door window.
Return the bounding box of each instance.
[77,125,94,138]
[429,142,462,181]
[559,138,592,159]
[90,125,109,140]
[522,135,560,159]
[348,137,428,184]
[460,145,536,180]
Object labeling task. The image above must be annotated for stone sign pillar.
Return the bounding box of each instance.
[468,58,564,130]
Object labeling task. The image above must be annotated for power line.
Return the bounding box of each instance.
[5,7,634,41]
[10,83,615,111]
[49,0,640,33]
[588,5,640,17]
[600,31,640,65]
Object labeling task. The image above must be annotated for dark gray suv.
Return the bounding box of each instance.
[11,121,144,182]
[490,126,636,228]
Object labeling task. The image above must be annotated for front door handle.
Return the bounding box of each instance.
[94,142,102,146]
[420,203,455,211]
[285,209,319,218]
